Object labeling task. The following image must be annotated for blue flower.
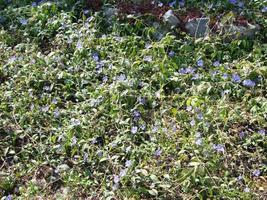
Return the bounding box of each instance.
[102,76,108,83]
[168,50,175,57]
[238,1,244,8]
[239,131,245,138]
[190,119,195,127]
[125,160,132,168]
[144,56,152,62]
[258,129,265,136]
[71,118,81,126]
[197,59,204,67]
[152,125,159,133]
[213,61,220,67]
[232,73,241,83]
[242,79,256,87]
[229,0,238,4]
[92,53,100,62]
[179,0,185,7]
[197,113,203,120]
[213,144,225,153]
[114,175,120,183]
[261,6,267,12]
[137,96,146,105]
[19,18,28,25]
[244,187,250,193]
[222,73,228,79]
[131,126,138,134]
[6,194,12,200]
[133,110,141,121]
[195,138,202,146]
[119,169,127,177]
[154,148,162,157]
[54,108,60,118]
[252,169,261,177]
[158,2,163,7]
[117,74,126,81]
[237,175,243,181]
[32,2,37,7]
[76,40,83,50]
[140,124,146,131]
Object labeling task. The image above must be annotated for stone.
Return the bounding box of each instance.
[56,164,70,173]
[163,10,181,27]
[185,17,210,38]
[103,7,118,18]
[222,23,260,39]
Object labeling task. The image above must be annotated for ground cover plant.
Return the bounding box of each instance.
[0,0,266,199]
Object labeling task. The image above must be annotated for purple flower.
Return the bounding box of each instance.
[71,118,81,126]
[102,76,108,83]
[244,187,250,193]
[92,53,99,62]
[243,79,256,87]
[144,56,152,62]
[131,126,138,134]
[195,132,201,138]
[119,169,127,177]
[222,73,228,79]
[197,113,203,120]
[154,148,162,157]
[252,169,261,177]
[152,126,159,133]
[137,96,146,105]
[237,175,243,181]
[238,1,244,8]
[191,73,200,80]
[213,61,220,67]
[71,136,77,146]
[83,152,88,162]
[125,160,132,168]
[6,194,12,200]
[232,73,241,83]
[179,0,185,7]
[168,51,175,57]
[195,138,202,146]
[19,18,28,25]
[133,110,141,121]
[190,119,195,127]
[83,9,89,14]
[76,40,83,50]
[197,59,204,67]
[41,105,49,112]
[185,67,196,74]
[213,144,225,153]
[186,106,192,112]
[32,2,37,6]
[258,129,265,136]
[261,6,267,13]
[114,175,120,183]
[229,0,238,4]
[117,74,126,81]
[239,131,245,139]
[52,98,58,104]
[158,2,163,7]
[54,108,60,118]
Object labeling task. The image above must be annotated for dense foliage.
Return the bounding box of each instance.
[0,0,266,199]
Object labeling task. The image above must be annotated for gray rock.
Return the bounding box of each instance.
[163,10,181,28]
[56,164,70,173]
[222,23,260,39]
[185,17,210,38]
[104,7,118,18]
